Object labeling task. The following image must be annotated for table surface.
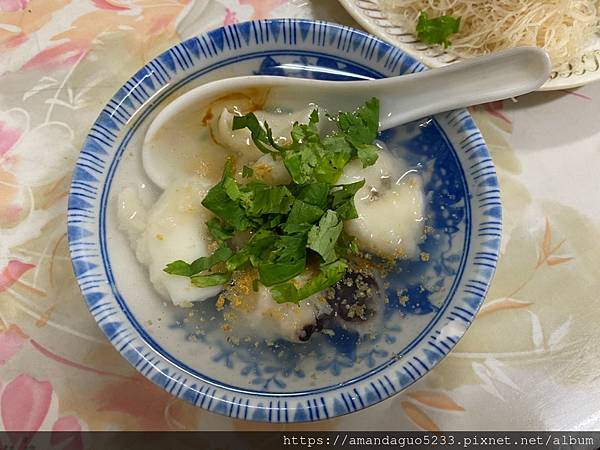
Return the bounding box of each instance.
[1,0,599,432]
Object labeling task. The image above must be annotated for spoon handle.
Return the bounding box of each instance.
[335,47,551,130]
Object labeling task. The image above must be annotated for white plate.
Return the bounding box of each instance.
[339,0,600,91]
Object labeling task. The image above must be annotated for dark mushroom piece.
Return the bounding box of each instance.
[328,271,381,323]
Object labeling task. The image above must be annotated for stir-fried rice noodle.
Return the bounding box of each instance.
[380,0,599,70]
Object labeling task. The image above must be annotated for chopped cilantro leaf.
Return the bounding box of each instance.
[308,210,343,264]
[337,98,379,146]
[191,272,231,287]
[281,143,319,185]
[315,134,355,183]
[335,230,360,257]
[267,214,285,228]
[164,246,233,277]
[259,234,307,286]
[223,175,241,201]
[206,218,234,244]
[416,11,461,48]
[239,182,294,217]
[259,259,306,286]
[189,246,233,275]
[329,179,365,220]
[280,109,324,184]
[272,234,308,262]
[295,182,330,209]
[282,222,313,235]
[242,165,254,178]
[163,260,192,277]
[356,143,379,168]
[271,259,348,304]
[336,98,380,168]
[245,229,278,267]
[201,160,252,231]
[264,121,286,152]
[232,113,277,155]
[225,252,249,272]
[286,199,324,225]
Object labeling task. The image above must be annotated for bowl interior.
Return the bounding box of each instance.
[106,51,466,390]
[70,20,500,421]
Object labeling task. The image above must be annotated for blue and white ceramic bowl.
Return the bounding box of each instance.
[68,19,501,422]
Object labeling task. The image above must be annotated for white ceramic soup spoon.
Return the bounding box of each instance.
[143,47,550,189]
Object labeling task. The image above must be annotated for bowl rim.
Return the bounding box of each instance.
[67,18,502,422]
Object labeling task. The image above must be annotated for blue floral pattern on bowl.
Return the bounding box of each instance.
[68,19,501,422]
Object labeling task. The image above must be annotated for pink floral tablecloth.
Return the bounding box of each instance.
[1,0,599,433]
